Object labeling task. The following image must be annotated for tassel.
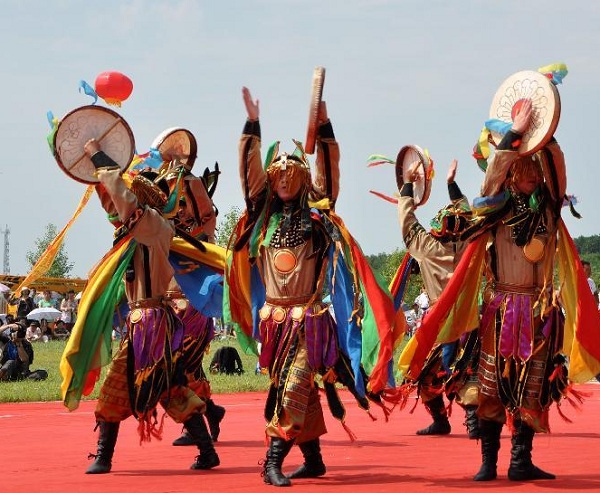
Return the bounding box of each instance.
[137,411,165,444]
[372,400,392,422]
[381,383,414,410]
[151,412,166,441]
[137,415,153,444]
[408,394,420,414]
[341,420,357,442]
[548,365,563,382]
[556,404,574,423]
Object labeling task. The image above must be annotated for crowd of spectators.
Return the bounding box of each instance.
[0,286,78,382]
[1,286,78,343]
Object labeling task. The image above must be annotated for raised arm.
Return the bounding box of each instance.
[239,87,267,206]
[446,159,468,206]
[312,101,340,204]
[84,139,173,248]
[397,161,437,263]
[481,99,533,196]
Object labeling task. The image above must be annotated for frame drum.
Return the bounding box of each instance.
[395,145,432,207]
[53,105,135,184]
[304,66,326,155]
[489,70,560,156]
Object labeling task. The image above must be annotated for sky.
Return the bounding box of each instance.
[0,0,598,278]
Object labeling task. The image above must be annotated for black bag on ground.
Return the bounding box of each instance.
[209,346,244,375]
[27,369,48,381]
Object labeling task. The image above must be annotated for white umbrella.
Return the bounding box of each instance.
[0,283,10,293]
[27,307,63,322]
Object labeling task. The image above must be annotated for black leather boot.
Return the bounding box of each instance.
[205,399,226,442]
[172,427,195,446]
[263,437,294,487]
[416,395,451,435]
[463,405,480,440]
[86,421,120,474]
[508,421,555,481]
[473,419,502,481]
[185,414,220,470]
[286,438,326,479]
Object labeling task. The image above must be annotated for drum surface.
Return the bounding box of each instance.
[54,105,135,184]
[489,70,560,155]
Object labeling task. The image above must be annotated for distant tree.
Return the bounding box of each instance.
[574,234,600,255]
[365,252,389,275]
[26,223,74,278]
[215,206,242,248]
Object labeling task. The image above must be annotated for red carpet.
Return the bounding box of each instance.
[2,384,600,493]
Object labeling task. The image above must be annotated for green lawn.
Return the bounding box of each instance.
[0,337,269,404]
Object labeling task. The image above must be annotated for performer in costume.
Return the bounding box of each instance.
[397,159,480,438]
[227,87,397,487]
[82,138,219,474]
[148,128,227,446]
[397,83,600,482]
[472,99,564,481]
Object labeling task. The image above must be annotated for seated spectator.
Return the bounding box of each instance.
[209,346,244,375]
[0,322,34,381]
[26,320,47,343]
[40,319,53,340]
[52,320,70,340]
[8,287,36,319]
[0,317,17,350]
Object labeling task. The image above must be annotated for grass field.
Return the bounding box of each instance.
[0,336,269,404]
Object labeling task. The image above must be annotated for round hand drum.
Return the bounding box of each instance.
[489,70,560,156]
[304,66,326,155]
[53,105,135,184]
[395,144,433,207]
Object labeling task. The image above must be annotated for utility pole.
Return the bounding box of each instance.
[1,225,9,274]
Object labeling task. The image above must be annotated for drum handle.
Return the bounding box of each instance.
[66,118,125,170]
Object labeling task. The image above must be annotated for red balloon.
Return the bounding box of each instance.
[94,71,133,106]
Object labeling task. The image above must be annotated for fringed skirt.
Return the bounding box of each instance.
[127,305,186,420]
[478,290,566,431]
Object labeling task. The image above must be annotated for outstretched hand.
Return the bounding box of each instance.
[447,159,458,184]
[511,98,533,135]
[242,87,259,120]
